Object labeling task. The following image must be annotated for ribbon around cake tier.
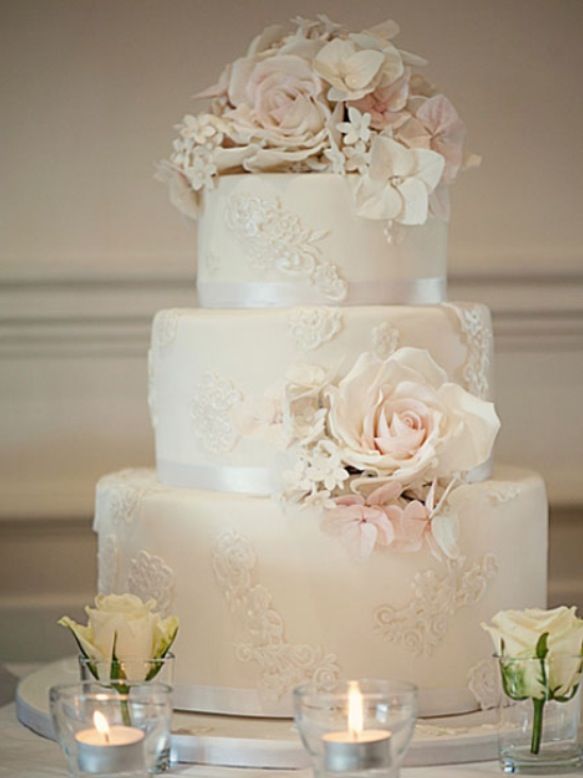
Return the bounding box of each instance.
[157,457,493,497]
[197,277,446,308]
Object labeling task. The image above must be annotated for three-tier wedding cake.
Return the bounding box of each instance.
[94,15,547,718]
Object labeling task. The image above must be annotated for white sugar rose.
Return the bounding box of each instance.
[483,607,583,699]
[59,593,179,681]
[325,348,499,485]
[226,54,330,151]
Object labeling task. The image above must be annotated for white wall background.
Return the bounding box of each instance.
[1,0,582,659]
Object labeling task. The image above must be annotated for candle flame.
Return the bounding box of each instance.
[347,681,363,738]
[93,711,110,744]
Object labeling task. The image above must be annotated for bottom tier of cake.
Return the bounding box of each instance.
[94,465,547,718]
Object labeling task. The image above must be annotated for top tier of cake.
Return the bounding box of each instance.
[197,174,448,308]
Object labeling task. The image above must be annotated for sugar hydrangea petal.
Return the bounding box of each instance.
[397,177,429,225]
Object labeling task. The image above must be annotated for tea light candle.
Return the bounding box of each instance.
[323,682,392,773]
[75,711,145,774]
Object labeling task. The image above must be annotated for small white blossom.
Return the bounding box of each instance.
[304,488,335,509]
[344,141,371,174]
[178,113,225,148]
[185,148,217,191]
[323,140,346,175]
[337,107,372,145]
[306,439,350,492]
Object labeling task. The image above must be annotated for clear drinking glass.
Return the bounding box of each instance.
[49,681,172,777]
[294,679,417,778]
[497,655,583,774]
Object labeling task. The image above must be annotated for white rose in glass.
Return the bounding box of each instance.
[226,54,330,149]
[324,347,499,485]
[483,606,583,699]
[59,593,179,682]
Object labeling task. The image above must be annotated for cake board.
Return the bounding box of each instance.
[16,658,500,768]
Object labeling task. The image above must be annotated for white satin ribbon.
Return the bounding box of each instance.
[158,457,493,496]
[157,460,276,495]
[466,456,493,483]
[172,681,478,718]
[198,277,446,308]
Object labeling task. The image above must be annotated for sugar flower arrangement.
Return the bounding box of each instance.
[160,15,476,226]
[278,348,499,560]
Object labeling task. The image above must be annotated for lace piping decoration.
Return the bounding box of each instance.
[374,554,498,657]
[371,321,400,360]
[445,303,492,399]
[467,658,505,710]
[95,470,151,529]
[191,372,243,454]
[225,194,347,302]
[97,534,119,595]
[213,530,341,698]
[153,309,183,353]
[288,307,343,352]
[128,550,175,617]
[486,483,522,504]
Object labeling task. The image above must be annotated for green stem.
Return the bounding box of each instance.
[114,681,132,727]
[531,698,545,754]
[120,696,132,727]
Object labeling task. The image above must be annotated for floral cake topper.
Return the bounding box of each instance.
[159,15,477,225]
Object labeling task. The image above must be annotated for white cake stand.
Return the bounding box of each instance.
[16,658,499,769]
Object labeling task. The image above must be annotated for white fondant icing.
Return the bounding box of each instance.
[224,191,347,302]
[213,530,340,698]
[94,466,547,717]
[374,555,498,657]
[197,175,448,306]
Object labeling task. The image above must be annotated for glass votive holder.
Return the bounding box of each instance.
[79,653,175,688]
[496,654,583,774]
[294,679,418,778]
[49,681,172,777]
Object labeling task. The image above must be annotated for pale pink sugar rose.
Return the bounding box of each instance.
[348,72,410,130]
[225,55,330,150]
[362,397,432,459]
[398,95,466,183]
[322,482,402,558]
[325,348,500,486]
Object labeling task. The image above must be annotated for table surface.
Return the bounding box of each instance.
[1,664,580,777]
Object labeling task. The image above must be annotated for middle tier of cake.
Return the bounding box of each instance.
[149,303,493,494]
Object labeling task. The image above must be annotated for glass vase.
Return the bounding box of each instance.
[497,655,583,774]
[78,653,175,688]
[50,682,172,777]
[294,679,417,778]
